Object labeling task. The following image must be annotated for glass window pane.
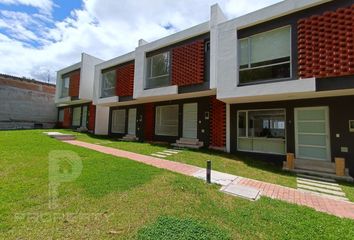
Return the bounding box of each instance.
[101,70,116,98]
[58,109,64,122]
[111,109,126,133]
[155,105,179,136]
[238,111,247,137]
[146,52,170,89]
[298,146,327,160]
[248,110,285,138]
[151,52,170,77]
[72,107,81,126]
[297,122,326,134]
[61,77,69,97]
[239,39,249,68]
[298,134,327,147]
[297,109,325,121]
[239,62,290,84]
[250,26,291,64]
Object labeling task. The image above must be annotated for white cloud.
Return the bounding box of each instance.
[0,0,281,83]
[0,0,54,15]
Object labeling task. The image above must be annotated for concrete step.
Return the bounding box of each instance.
[295,159,335,174]
[171,143,203,149]
[297,177,339,186]
[297,180,342,191]
[297,184,346,196]
[296,174,336,183]
[290,169,354,182]
[177,138,200,144]
[121,135,138,141]
[150,153,166,158]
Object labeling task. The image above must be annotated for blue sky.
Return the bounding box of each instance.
[0,0,281,82]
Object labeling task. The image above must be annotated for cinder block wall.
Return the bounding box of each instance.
[0,74,57,130]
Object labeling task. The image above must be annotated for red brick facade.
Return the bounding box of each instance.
[298,4,354,78]
[209,96,226,148]
[69,70,80,97]
[62,107,72,128]
[144,103,154,141]
[88,103,96,131]
[0,74,55,94]
[171,40,205,86]
[116,62,134,97]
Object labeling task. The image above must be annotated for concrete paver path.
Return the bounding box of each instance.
[64,140,354,220]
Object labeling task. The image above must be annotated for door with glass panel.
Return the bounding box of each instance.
[81,105,88,128]
[183,103,198,139]
[128,108,137,135]
[295,107,330,161]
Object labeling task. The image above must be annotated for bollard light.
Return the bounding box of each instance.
[206,160,211,184]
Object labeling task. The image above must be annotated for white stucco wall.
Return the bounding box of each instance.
[79,53,104,101]
[94,105,109,135]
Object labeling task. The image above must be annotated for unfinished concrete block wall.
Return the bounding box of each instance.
[0,74,57,130]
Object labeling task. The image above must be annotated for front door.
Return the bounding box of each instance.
[183,103,198,139]
[128,108,137,135]
[295,107,331,161]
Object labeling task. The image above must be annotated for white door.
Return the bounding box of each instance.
[81,105,88,128]
[128,108,137,135]
[295,107,331,161]
[183,103,198,138]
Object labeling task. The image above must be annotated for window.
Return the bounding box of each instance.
[239,26,291,84]
[72,107,81,126]
[155,105,179,136]
[58,109,64,122]
[61,77,70,97]
[237,109,286,155]
[111,109,126,133]
[146,52,170,89]
[101,70,116,98]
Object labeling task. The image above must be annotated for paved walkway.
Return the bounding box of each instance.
[64,140,354,220]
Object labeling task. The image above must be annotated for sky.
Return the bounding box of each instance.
[0,0,281,83]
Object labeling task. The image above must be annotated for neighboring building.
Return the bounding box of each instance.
[0,74,57,129]
[56,0,354,177]
[55,53,104,132]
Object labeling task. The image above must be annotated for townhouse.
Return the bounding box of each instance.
[55,0,354,178]
[55,53,103,131]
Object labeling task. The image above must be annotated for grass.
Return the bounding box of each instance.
[67,131,354,201]
[1,130,354,239]
[65,130,297,188]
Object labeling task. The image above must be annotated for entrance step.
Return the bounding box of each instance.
[121,134,138,142]
[291,169,353,182]
[295,159,335,174]
[172,138,204,149]
[297,180,342,191]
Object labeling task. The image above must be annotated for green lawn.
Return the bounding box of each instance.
[65,130,354,202]
[1,130,353,239]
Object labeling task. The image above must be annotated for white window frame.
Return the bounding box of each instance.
[238,26,292,84]
[237,109,287,155]
[145,51,170,89]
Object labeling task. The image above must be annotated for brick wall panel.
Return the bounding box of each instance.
[209,96,226,148]
[298,4,354,78]
[69,71,80,97]
[62,107,72,128]
[144,103,154,141]
[88,103,96,131]
[171,40,205,86]
[116,63,134,97]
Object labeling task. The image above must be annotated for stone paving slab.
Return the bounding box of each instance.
[63,140,354,219]
[221,184,261,201]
